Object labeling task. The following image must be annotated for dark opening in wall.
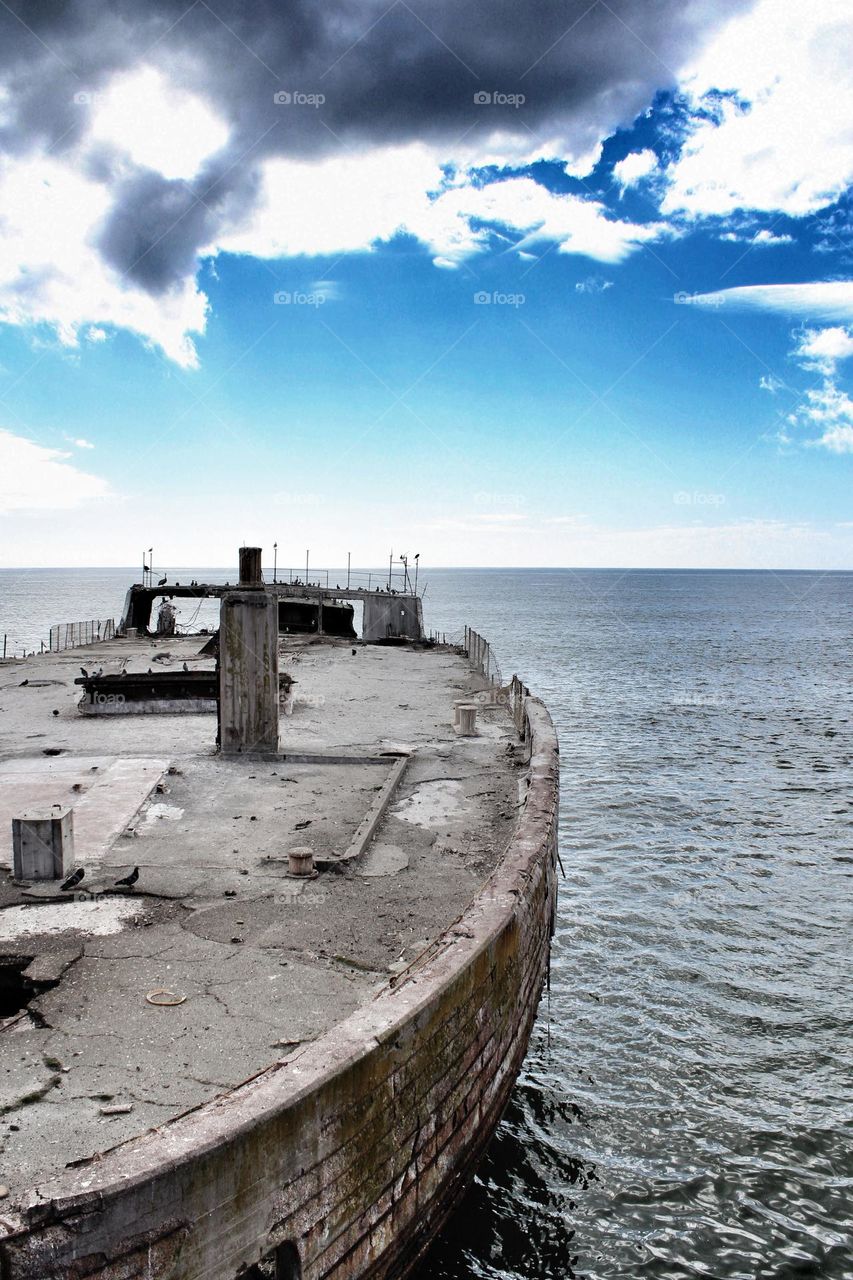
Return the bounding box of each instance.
[277,600,356,637]
[278,601,319,634]
[0,957,34,1019]
[240,1242,301,1280]
[320,602,356,637]
[274,1244,301,1280]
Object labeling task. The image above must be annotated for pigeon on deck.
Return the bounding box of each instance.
[61,868,85,891]
[114,866,139,889]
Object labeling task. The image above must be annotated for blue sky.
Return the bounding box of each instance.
[0,0,851,568]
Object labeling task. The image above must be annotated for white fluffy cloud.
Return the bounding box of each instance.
[88,66,229,181]
[0,65,225,366]
[218,146,666,268]
[0,429,111,513]
[791,384,853,454]
[612,149,659,191]
[0,0,850,368]
[0,121,664,366]
[784,326,853,453]
[720,228,794,246]
[0,152,208,367]
[663,0,853,218]
[794,326,853,372]
[752,230,794,246]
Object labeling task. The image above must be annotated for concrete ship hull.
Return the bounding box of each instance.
[0,614,558,1280]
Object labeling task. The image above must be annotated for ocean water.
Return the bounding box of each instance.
[1,567,851,1278]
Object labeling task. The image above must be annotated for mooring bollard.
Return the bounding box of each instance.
[457,705,478,736]
[288,846,315,877]
[452,698,470,726]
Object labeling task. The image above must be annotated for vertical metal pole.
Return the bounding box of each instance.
[414,554,419,596]
[273,542,277,584]
[305,550,309,583]
[388,550,393,592]
[347,552,351,590]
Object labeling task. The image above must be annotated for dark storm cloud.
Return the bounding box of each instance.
[0,0,753,291]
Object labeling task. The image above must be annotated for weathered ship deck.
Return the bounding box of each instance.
[0,634,520,1201]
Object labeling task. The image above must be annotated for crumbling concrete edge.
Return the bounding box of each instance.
[1,692,559,1280]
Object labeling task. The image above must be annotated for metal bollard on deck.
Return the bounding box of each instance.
[457,705,478,736]
[288,847,315,877]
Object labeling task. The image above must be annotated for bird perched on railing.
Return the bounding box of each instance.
[158,575,167,586]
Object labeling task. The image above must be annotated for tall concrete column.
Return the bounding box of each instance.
[219,591,279,754]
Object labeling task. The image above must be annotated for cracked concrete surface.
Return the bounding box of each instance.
[0,634,520,1200]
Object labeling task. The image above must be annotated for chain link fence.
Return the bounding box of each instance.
[49,618,116,652]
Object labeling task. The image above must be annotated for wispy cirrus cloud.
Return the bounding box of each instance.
[575,275,613,295]
[0,429,111,514]
[675,281,853,324]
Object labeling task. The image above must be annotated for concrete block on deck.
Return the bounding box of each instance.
[12,807,73,881]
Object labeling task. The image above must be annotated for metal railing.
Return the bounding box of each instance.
[49,618,116,652]
[270,569,396,592]
[463,625,503,687]
[140,567,421,594]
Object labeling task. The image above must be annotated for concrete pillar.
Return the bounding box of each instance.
[13,807,73,880]
[239,546,263,587]
[219,591,279,754]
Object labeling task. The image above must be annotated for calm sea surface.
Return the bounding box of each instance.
[1,567,851,1278]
